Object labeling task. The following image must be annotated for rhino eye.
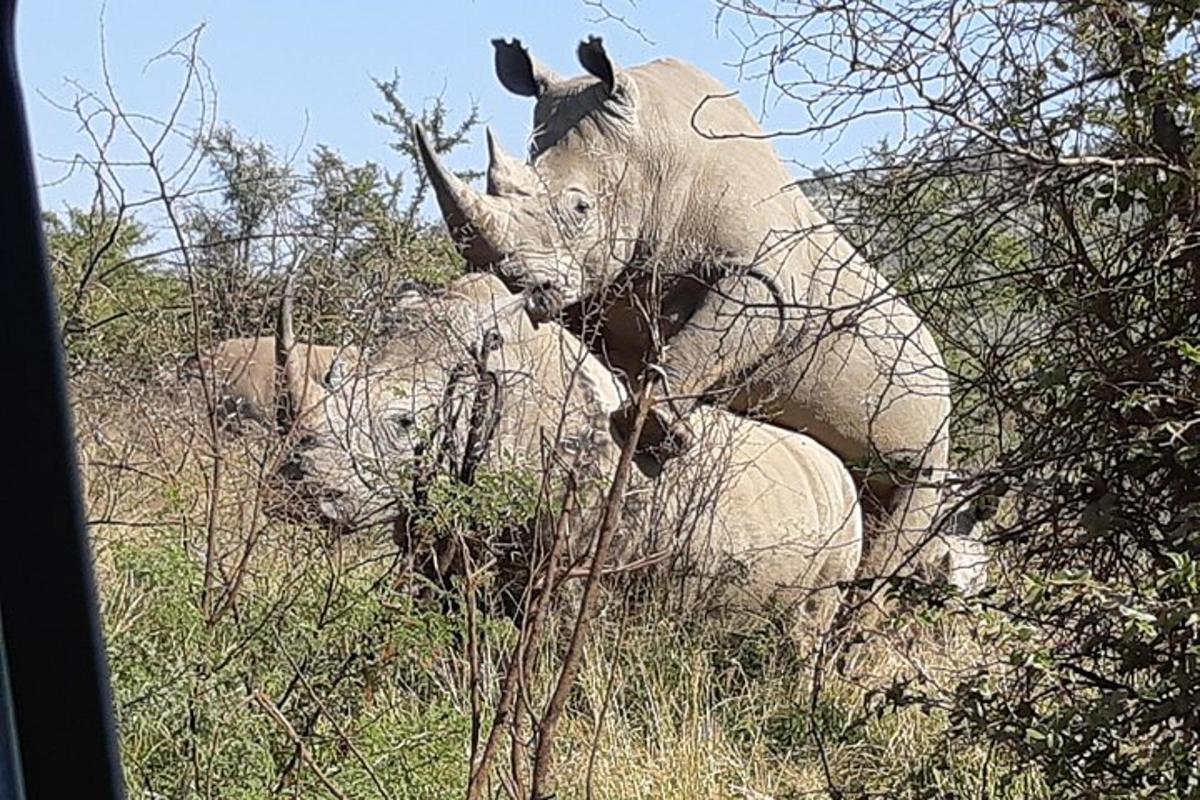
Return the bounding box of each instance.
[564,188,591,218]
[324,359,347,389]
[390,411,415,431]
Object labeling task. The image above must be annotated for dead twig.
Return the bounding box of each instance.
[252,691,352,800]
[529,383,656,800]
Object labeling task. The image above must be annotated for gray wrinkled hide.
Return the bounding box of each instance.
[180,337,359,427]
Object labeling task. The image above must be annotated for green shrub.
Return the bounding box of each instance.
[103,535,475,798]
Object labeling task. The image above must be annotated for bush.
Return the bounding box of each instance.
[47,208,189,375]
[103,533,475,798]
[727,2,1200,795]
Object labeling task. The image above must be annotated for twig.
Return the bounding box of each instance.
[252,691,352,800]
[529,382,655,800]
[465,479,578,800]
[272,631,395,800]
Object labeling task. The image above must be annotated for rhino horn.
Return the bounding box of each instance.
[275,267,300,432]
[485,127,536,197]
[415,123,509,267]
[274,266,326,431]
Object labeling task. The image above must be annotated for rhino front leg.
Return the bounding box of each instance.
[659,271,785,401]
[616,271,784,459]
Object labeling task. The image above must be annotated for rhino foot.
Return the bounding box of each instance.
[610,403,694,464]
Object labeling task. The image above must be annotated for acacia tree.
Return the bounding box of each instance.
[716,1,1200,795]
[47,208,188,374]
[185,100,478,346]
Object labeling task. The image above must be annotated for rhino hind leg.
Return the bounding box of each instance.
[857,466,962,589]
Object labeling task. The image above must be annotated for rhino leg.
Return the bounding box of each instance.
[610,398,695,461]
[856,447,956,588]
[623,272,782,456]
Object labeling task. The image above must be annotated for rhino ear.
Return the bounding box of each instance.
[577,35,618,95]
[449,273,537,344]
[381,285,429,332]
[493,38,558,98]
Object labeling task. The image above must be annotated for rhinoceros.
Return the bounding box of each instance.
[415,37,957,582]
[271,273,986,633]
[180,337,359,429]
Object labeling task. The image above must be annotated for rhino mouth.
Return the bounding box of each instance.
[523,282,566,323]
[265,473,343,523]
[268,450,391,530]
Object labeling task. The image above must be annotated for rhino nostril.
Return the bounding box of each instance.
[278,452,307,481]
[525,282,563,321]
[276,435,321,481]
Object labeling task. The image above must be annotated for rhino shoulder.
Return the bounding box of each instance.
[512,321,626,420]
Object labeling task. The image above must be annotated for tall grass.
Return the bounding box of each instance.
[79,377,1045,799]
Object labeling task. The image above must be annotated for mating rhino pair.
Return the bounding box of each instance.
[255,37,988,632]
[415,37,964,581]
[269,272,984,634]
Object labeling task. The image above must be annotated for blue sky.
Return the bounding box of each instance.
[16,1,875,219]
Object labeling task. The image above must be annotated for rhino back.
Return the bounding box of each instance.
[629,62,950,470]
[204,337,349,422]
[663,406,862,614]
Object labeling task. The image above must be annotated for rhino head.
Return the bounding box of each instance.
[271,273,529,530]
[270,271,618,534]
[418,36,671,320]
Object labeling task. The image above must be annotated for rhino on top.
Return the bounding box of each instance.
[414,35,959,580]
[265,272,986,634]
